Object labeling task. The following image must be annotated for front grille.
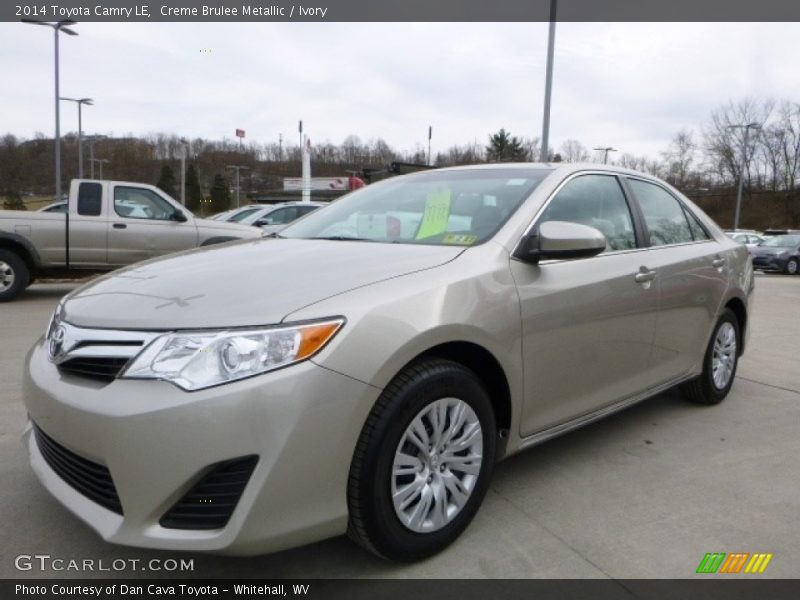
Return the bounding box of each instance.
[160,455,258,530]
[57,357,131,382]
[33,423,123,515]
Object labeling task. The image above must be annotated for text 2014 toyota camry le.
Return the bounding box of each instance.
[23,163,753,561]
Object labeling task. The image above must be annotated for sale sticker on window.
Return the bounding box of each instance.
[415,190,452,240]
[442,234,477,245]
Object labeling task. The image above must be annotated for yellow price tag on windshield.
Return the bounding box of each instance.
[415,190,451,240]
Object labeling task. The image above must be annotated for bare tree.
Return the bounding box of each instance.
[560,139,589,163]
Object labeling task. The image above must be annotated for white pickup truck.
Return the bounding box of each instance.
[0,179,262,301]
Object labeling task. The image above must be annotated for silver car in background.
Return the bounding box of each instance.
[23,163,752,561]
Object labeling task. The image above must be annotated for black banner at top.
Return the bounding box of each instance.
[3,0,800,23]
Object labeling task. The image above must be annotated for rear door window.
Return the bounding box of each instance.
[628,179,694,246]
[77,182,103,216]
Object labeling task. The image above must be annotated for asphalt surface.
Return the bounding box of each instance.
[1,274,798,579]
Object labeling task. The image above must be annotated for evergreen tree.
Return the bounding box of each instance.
[2,190,26,210]
[185,164,203,212]
[156,164,178,200]
[486,128,528,162]
[209,173,231,213]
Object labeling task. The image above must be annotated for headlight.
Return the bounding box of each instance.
[121,318,344,390]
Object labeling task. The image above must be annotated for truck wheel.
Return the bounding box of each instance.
[0,250,29,302]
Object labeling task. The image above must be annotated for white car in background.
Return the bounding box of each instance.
[725,230,766,255]
[234,202,325,234]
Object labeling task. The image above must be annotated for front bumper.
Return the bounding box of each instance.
[751,254,788,272]
[23,338,380,555]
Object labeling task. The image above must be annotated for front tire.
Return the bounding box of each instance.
[682,308,740,405]
[347,358,496,561]
[0,250,29,302]
[786,258,799,275]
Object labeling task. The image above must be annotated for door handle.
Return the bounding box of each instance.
[634,267,657,283]
[113,223,127,229]
[712,256,726,268]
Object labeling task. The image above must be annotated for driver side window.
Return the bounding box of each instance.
[538,174,636,252]
[114,187,175,220]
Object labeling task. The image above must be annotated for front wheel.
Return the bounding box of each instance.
[786,258,799,275]
[347,359,496,561]
[682,308,740,405]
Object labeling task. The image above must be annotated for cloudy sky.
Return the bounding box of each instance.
[1,21,798,159]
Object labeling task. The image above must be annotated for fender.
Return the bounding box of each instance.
[0,231,42,268]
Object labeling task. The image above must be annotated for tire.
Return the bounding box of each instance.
[786,258,799,275]
[682,308,740,405]
[0,249,29,302]
[347,358,497,561]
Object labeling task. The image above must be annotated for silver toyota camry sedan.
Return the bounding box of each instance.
[23,163,753,561]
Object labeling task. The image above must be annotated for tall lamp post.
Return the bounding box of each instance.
[60,97,92,178]
[593,146,617,164]
[226,165,250,208]
[179,138,189,206]
[23,19,78,270]
[539,0,557,162]
[727,122,761,231]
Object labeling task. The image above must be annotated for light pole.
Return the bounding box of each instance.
[539,0,557,162]
[60,97,92,178]
[179,138,189,205]
[593,146,617,164]
[427,126,432,166]
[727,122,762,230]
[90,158,109,179]
[226,165,250,208]
[23,19,78,270]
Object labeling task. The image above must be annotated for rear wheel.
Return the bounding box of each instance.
[347,359,496,561]
[682,308,740,405]
[0,250,29,302]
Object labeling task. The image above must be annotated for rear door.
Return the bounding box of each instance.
[623,177,728,382]
[107,185,198,265]
[512,172,661,436]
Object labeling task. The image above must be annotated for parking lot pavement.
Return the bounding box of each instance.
[1,274,798,579]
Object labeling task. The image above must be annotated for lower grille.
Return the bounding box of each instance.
[160,455,258,530]
[33,423,123,515]
[57,357,131,382]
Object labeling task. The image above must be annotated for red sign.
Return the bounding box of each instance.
[235,129,245,138]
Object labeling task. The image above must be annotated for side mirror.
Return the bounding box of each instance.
[253,219,268,227]
[170,210,188,223]
[513,221,606,263]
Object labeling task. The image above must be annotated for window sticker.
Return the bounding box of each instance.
[506,178,527,186]
[415,190,452,239]
[442,234,477,245]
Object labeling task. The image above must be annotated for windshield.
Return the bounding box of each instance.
[762,235,800,248]
[280,168,551,246]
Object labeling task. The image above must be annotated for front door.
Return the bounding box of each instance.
[512,173,661,436]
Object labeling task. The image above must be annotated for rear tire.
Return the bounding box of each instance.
[682,308,740,405]
[347,358,496,561]
[0,250,29,302]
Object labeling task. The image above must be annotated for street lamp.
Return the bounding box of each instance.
[727,122,762,231]
[60,97,93,179]
[226,165,250,208]
[179,138,189,205]
[90,158,109,179]
[593,146,617,164]
[22,19,78,204]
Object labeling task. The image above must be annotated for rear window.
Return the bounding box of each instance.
[77,182,102,216]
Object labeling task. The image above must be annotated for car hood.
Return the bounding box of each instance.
[61,239,465,329]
